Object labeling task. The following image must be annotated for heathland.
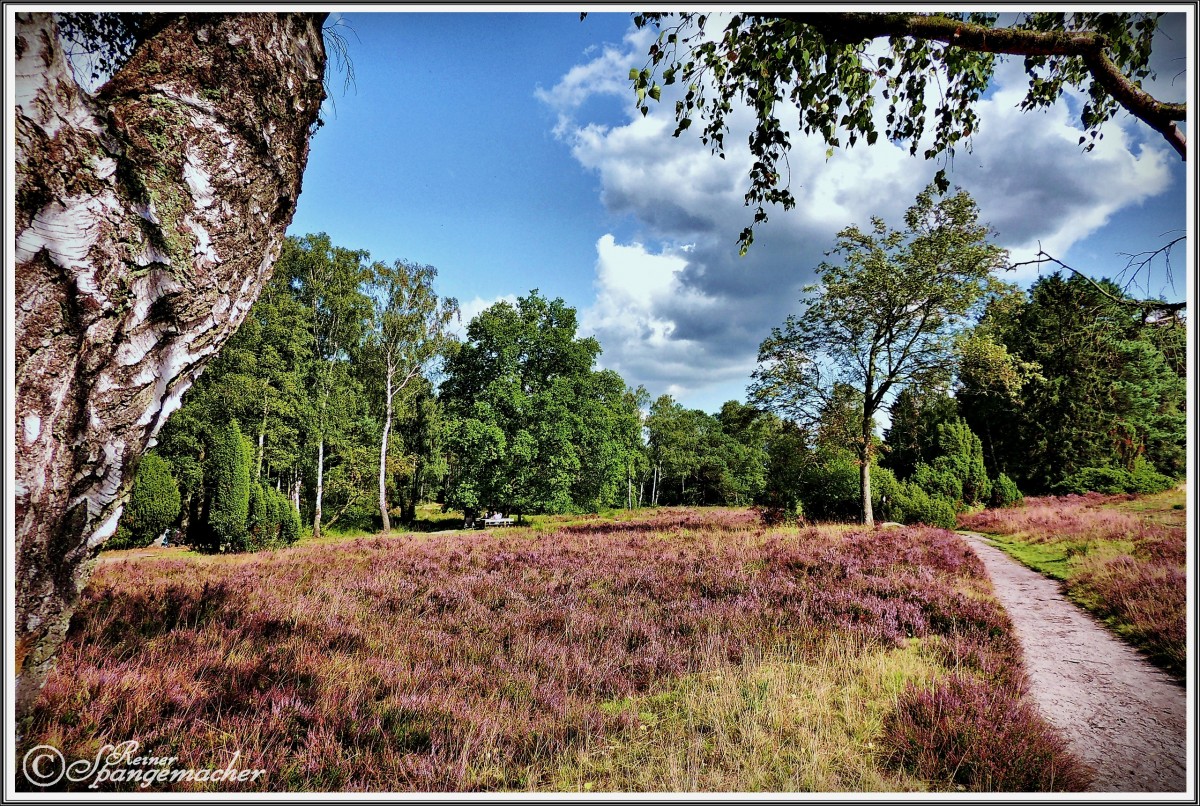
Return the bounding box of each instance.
[22,507,1098,793]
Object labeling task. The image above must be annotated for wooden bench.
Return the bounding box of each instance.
[480,514,515,528]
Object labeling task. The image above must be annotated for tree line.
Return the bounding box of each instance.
[114,196,1184,552]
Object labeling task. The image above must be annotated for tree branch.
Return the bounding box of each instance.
[1009,248,1187,314]
[777,12,1187,158]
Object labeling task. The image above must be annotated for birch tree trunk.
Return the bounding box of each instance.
[14,12,327,719]
[378,366,394,534]
[314,436,325,538]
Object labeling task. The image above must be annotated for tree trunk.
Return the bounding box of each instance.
[14,12,326,720]
[378,369,394,533]
[651,464,659,506]
[314,436,325,538]
[861,405,875,527]
[256,394,269,478]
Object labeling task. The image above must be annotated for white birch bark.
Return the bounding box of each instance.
[14,12,327,718]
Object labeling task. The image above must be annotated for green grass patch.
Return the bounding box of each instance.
[548,639,944,793]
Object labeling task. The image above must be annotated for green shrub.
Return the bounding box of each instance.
[109,453,180,550]
[1055,465,1129,495]
[922,495,960,530]
[201,421,253,552]
[871,465,904,522]
[933,419,992,505]
[989,473,1024,508]
[756,434,914,526]
[912,462,963,506]
[246,482,275,550]
[1056,457,1174,496]
[892,482,957,529]
[798,447,862,522]
[1129,456,1175,495]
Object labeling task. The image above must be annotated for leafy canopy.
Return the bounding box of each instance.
[750,184,1007,524]
[625,12,1183,252]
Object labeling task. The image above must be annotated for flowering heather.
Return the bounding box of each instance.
[22,508,1083,792]
[882,673,1092,791]
[960,492,1186,677]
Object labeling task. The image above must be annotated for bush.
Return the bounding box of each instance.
[1128,456,1175,495]
[278,489,302,545]
[797,447,862,521]
[892,482,958,529]
[871,465,903,522]
[882,674,1092,791]
[1055,466,1129,495]
[246,482,274,550]
[912,462,963,507]
[1055,458,1173,496]
[109,454,181,550]
[201,421,253,552]
[989,473,1023,508]
[933,419,992,505]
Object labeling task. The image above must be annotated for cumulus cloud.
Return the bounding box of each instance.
[541,19,1184,409]
[452,293,519,338]
[952,58,1174,277]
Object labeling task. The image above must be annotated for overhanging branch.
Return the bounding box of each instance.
[775,12,1187,158]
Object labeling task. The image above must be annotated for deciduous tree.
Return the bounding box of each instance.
[14,12,326,717]
[277,234,373,537]
[750,185,1007,525]
[363,261,458,533]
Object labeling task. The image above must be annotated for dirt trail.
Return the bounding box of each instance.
[958,532,1187,793]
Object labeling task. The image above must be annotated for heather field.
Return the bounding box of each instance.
[21,509,1089,793]
[959,489,1187,678]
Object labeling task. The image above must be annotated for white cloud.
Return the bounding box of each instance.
[453,293,518,337]
[534,26,655,137]
[583,235,750,402]
[953,58,1174,277]
[543,19,1185,409]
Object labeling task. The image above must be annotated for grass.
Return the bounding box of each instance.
[24,508,1089,792]
[959,489,1186,679]
[550,638,944,792]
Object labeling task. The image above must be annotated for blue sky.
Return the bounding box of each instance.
[288,10,1190,415]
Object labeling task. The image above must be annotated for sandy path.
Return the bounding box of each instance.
[958,532,1187,793]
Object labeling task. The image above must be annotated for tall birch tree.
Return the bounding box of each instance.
[14,12,326,718]
[364,260,458,533]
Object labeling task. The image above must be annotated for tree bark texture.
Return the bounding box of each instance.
[378,368,394,534]
[14,12,327,719]
[314,435,325,538]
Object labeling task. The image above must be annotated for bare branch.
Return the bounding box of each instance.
[1008,248,1186,314]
